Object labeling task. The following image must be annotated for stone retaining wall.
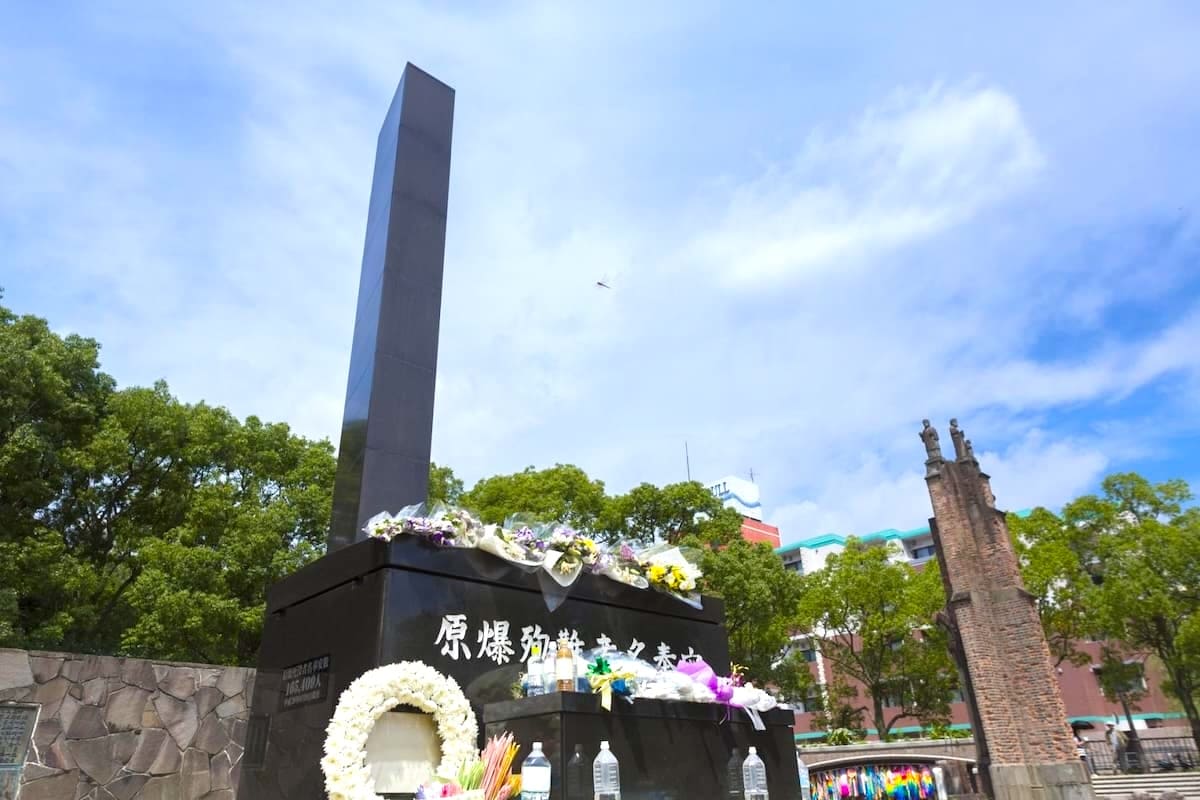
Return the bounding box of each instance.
[0,648,254,800]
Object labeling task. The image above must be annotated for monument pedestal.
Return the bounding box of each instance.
[989,764,1094,800]
[239,537,730,800]
[484,693,801,800]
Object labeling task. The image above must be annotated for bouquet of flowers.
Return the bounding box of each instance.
[596,543,649,589]
[476,523,546,567]
[361,504,705,609]
[417,733,522,800]
[639,544,702,608]
[365,503,482,548]
[541,526,602,587]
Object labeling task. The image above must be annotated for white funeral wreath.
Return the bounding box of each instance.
[321,661,479,800]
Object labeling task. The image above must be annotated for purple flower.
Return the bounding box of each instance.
[619,544,637,561]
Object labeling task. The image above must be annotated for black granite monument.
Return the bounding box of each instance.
[328,63,453,554]
[485,694,800,800]
[240,64,799,800]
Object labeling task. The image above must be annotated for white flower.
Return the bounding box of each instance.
[321,661,479,800]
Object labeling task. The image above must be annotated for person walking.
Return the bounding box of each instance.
[1075,732,1094,775]
[1106,722,1127,773]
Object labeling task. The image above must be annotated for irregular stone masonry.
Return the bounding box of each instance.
[0,648,253,800]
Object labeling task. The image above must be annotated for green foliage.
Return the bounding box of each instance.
[1009,507,1097,667]
[1017,473,1200,749]
[925,722,971,740]
[598,480,744,547]
[428,462,464,506]
[701,539,813,700]
[1079,474,1200,747]
[824,728,862,746]
[797,540,958,741]
[0,298,336,663]
[461,464,607,529]
[809,676,867,737]
[1094,647,1148,708]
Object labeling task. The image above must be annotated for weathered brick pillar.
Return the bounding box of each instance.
[920,420,1094,800]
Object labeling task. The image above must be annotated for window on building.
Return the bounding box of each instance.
[910,544,937,560]
[788,637,818,663]
[1093,661,1148,696]
[1145,717,1164,729]
[795,687,823,714]
[881,682,908,708]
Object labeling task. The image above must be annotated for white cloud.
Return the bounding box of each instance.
[772,428,1110,544]
[3,3,1199,546]
[690,84,1044,287]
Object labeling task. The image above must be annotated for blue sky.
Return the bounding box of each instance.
[3,3,1199,543]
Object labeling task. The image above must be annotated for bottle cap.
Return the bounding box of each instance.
[533,741,543,749]
[749,746,757,755]
[600,741,610,750]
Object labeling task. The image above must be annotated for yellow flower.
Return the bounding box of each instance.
[648,565,667,582]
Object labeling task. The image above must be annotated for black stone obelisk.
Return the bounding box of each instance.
[328,63,455,552]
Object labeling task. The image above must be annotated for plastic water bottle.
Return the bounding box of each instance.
[592,740,621,800]
[726,748,744,798]
[526,645,545,696]
[742,746,768,800]
[541,647,557,693]
[521,741,552,800]
[566,744,590,800]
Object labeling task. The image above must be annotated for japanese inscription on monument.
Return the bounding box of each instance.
[0,705,36,766]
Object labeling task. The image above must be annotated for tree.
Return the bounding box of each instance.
[598,480,744,546]
[1009,507,1098,667]
[701,539,814,701]
[118,404,335,665]
[461,464,606,529]
[1080,474,1200,750]
[808,675,867,739]
[797,540,958,741]
[0,296,336,663]
[0,293,114,544]
[428,462,464,506]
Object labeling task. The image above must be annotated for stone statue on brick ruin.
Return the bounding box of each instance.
[949,418,968,461]
[921,419,944,476]
[921,417,1095,800]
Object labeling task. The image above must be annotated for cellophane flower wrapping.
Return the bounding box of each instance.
[638,543,703,608]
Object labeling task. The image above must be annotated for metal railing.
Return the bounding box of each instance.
[1084,737,1199,774]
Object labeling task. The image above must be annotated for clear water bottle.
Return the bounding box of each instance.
[541,647,557,693]
[592,740,621,800]
[566,744,590,800]
[726,747,744,798]
[521,741,552,800]
[526,645,545,696]
[742,746,768,800]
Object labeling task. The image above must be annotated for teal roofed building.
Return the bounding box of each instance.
[774,510,1033,575]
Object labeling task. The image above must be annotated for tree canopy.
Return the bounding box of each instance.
[1013,473,1200,749]
[797,539,958,741]
[460,464,607,529]
[700,539,812,701]
[0,297,336,664]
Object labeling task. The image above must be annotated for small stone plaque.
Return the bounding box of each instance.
[278,655,331,711]
[0,704,37,766]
